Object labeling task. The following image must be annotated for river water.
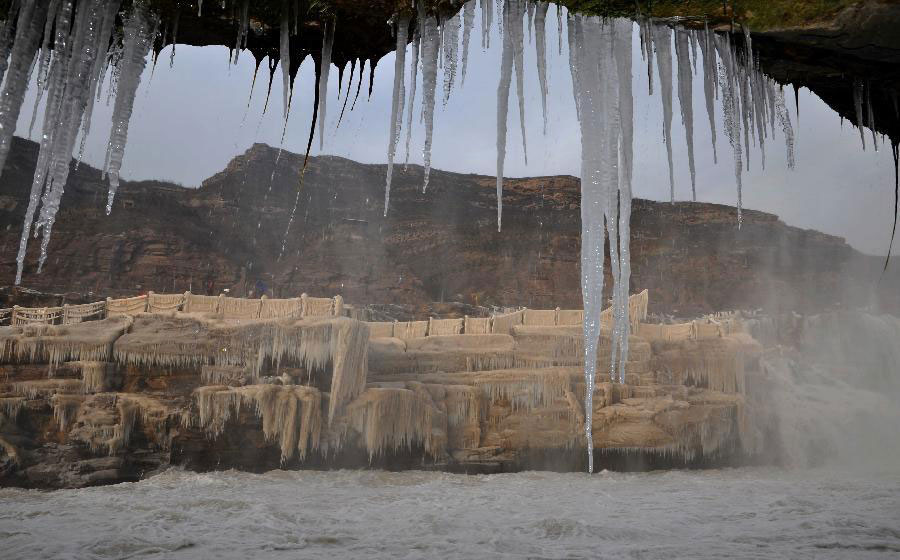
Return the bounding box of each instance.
[2,466,898,559]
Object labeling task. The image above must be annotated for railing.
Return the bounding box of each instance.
[365,290,651,339]
[636,315,744,342]
[1,291,345,326]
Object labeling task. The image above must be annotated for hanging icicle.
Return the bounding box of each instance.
[441,13,459,104]
[534,1,549,134]
[317,20,334,151]
[495,0,527,231]
[460,0,475,84]
[652,23,675,202]
[699,24,718,164]
[420,14,440,192]
[383,15,409,216]
[104,0,159,215]
[674,29,696,201]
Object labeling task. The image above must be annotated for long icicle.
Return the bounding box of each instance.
[317,20,334,151]
[383,16,409,216]
[0,0,45,177]
[674,29,696,201]
[699,23,718,164]
[104,0,157,215]
[420,15,439,192]
[460,0,475,84]
[495,0,524,231]
[653,23,675,202]
[403,30,421,168]
[570,15,621,474]
[614,17,633,385]
[534,1,549,134]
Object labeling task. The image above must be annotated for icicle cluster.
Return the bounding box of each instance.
[495,0,527,231]
[568,15,633,473]
[104,1,158,214]
[383,16,409,215]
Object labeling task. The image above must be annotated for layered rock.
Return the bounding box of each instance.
[0,301,767,488]
[2,139,896,316]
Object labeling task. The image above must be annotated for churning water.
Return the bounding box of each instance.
[2,467,899,559]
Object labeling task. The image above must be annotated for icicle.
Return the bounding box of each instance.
[404,28,421,167]
[280,0,291,123]
[383,16,409,216]
[36,0,122,272]
[12,0,58,285]
[197,0,203,17]
[715,34,744,226]
[481,0,493,50]
[495,0,526,231]
[441,13,459,104]
[674,30,696,201]
[0,0,22,88]
[420,15,439,192]
[233,0,249,64]
[77,0,121,167]
[526,0,534,43]
[642,18,654,95]
[556,2,562,55]
[865,80,877,151]
[652,24,675,202]
[614,17,633,385]
[460,0,475,84]
[698,24,718,163]
[569,16,621,473]
[27,0,60,138]
[104,1,158,215]
[317,20,334,151]
[0,0,46,178]
[534,1,549,134]
[512,0,527,165]
[169,8,179,68]
[773,83,795,169]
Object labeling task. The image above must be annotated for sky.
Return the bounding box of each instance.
[13,4,898,256]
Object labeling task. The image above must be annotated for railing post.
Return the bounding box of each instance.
[105,297,112,318]
[427,317,433,337]
[62,304,69,325]
[182,291,191,313]
[555,307,560,326]
[147,291,154,313]
[216,293,225,316]
[300,293,308,318]
[333,295,344,317]
[258,295,266,318]
[12,305,19,326]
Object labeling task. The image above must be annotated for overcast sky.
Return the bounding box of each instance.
[15,5,898,256]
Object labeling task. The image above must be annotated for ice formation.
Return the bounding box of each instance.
[698,24,718,163]
[652,23,675,202]
[534,1,549,134]
[317,21,334,150]
[674,29,696,200]
[569,15,631,473]
[495,0,527,231]
[403,27,421,167]
[441,13,459,104]
[0,0,46,176]
[383,16,409,215]
[715,33,745,225]
[104,1,158,214]
[280,0,291,123]
[419,15,439,192]
[460,0,475,84]
[480,0,493,49]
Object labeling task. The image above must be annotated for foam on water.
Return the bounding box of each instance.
[1,467,898,559]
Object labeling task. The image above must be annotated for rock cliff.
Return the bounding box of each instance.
[1,138,896,316]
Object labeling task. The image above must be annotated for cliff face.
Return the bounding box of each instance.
[0,137,896,315]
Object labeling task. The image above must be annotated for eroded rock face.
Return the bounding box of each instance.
[2,139,896,316]
[0,311,766,488]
